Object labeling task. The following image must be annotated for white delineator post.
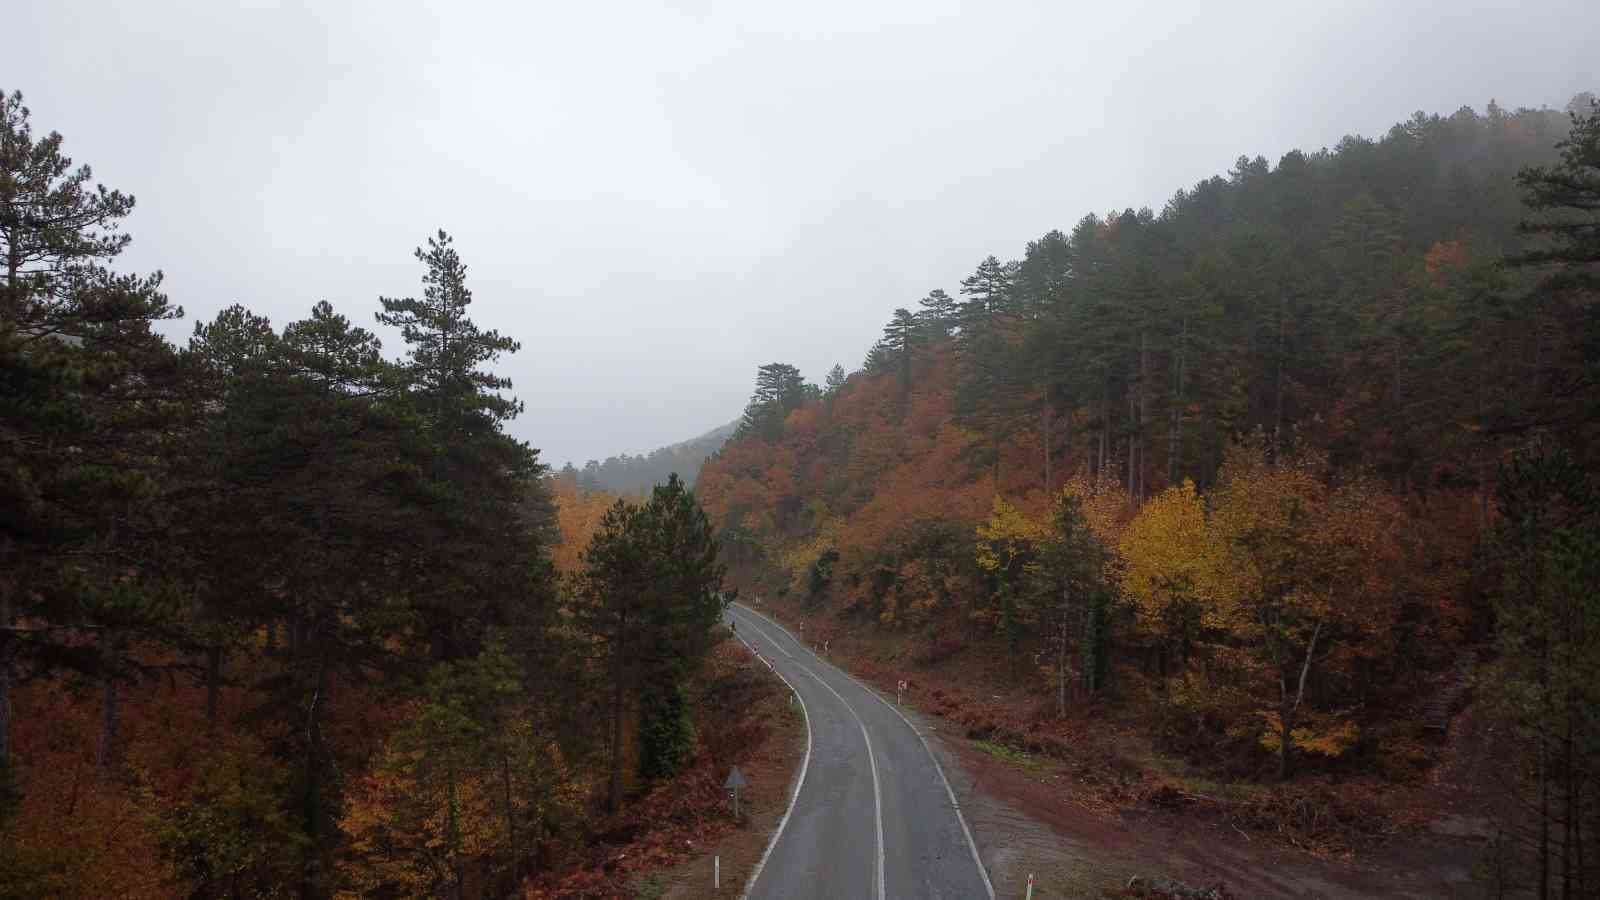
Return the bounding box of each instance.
[714,855,720,890]
[1025,872,1035,899]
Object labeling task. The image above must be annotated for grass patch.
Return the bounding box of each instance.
[974,739,1049,773]
[1144,752,1265,803]
[634,873,668,899]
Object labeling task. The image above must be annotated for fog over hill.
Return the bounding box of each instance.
[560,420,739,496]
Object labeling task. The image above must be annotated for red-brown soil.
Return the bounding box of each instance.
[746,593,1501,898]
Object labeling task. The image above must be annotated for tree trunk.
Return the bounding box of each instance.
[96,631,121,778]
[1042,401,1052,493]
[1542,730,1551,900]
[1392,338,1402,412]
[1126,383,1135,499]
[1279,620,1323,781]
[205,644,223,729]
[1275,292,1287,466]
[1138,330,1148,501]
[1099,373,1109,477]
[1278,693,1293,781]
[1565,710,1574,900]
[1531,313,1543,407]
[448,758,464,900]
[0,586,13,771]
[503,751,520,890]
[299,650,330,899]
[1061,409,1072,484]
[1476,364,1488,535]
[607,676,625,812]
[1170,315,1187,487]
[1002,581,1016,684]
[989,413,1003,490]
[1057,591,1070,718]
[0,630,13,774]
[607,611,627,813]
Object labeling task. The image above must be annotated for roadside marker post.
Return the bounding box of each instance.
[724,766,749,819]
[1025,873,1035,899]
[714,855,720,890]
[897,679,908,706]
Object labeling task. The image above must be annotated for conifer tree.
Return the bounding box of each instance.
[573,475,725,810]
[738,362,807,440]
[376,231,549,662]
[917,288,959,337]
[824,363,847,395]
[1508,99,1600,445]
[0,89,181,776]
[882,307,919,390]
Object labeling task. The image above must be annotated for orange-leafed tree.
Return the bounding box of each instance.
[337,643,585,899]
[1209,441,1405,778]
[550,477,621,575]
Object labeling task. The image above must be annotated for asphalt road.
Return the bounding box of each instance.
[727,603,995,900]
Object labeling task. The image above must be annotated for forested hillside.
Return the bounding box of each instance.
[559,420,737,497]
[698,96,1600,885]
[0,90,742,898]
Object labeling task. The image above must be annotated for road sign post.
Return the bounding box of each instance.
[724,766,749,819]
[897,679,908,706]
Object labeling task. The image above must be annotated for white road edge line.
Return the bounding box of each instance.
[850,675,997,900]
[728,619,813,900]
[737,615,793,659]
[804,666,886,900]
[734,604,997,900]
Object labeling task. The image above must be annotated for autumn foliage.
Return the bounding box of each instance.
[698,99,1595,797]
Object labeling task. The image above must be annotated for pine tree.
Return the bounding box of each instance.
[862,340,893,375]
[0,89,181,775]
[175,304,281,727]
[377,230,522,429]
[916,288,959,337]
[1013,230,1073,320]
[953,255,1025,481]
[1507,99,1600,446]
[739,362,808,440]
[881,307,918,391]
[573,475,725,810]
[957,254,1015,334]
[824,363,847,395]
[376,231,548,662]
[1035,493,1110,713]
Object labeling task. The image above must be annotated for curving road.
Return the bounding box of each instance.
[727,603,994,900]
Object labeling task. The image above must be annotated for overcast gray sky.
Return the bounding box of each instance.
[13,0,1592,466]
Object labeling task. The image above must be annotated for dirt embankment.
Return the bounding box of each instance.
[524,636,806,898]
[746,595,1498,899]
[651,638,807,899]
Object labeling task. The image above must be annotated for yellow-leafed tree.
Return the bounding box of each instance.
[1209,441,1404,778]
[1119,479,1227,676]
[976,496,1046,680]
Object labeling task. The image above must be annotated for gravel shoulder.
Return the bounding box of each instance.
[915,707,1486,899]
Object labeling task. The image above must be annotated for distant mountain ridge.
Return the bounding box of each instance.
[560,420,738,495]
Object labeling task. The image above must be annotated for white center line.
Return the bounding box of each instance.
[735,603,995,899]
[738,617,793,659]
[804,667,886,900]
[732,610,885,900]
[728,621,813,900]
